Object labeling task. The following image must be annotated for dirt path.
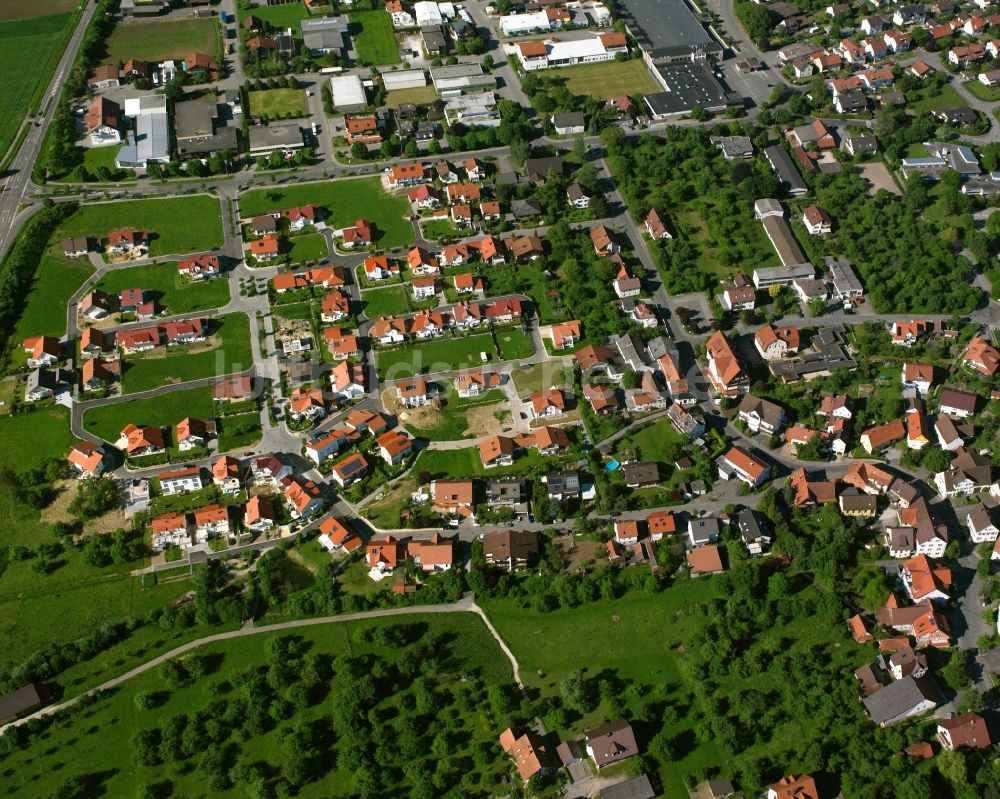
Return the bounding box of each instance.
[0,594,524,733]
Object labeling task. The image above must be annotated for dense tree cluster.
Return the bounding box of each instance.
[606,126,780,295]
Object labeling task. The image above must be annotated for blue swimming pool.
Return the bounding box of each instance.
[605,460,620,472]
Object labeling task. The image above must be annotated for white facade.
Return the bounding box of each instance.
[160,472,203,496]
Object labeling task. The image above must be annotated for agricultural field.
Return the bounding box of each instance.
[239,177,412,249]
[349,10,400,64]
[120,313,253,393]
[362,284,409,317]
[103,17,219,63]
[0,12,77,159]
[545,59,659,99]
[248,88,309,118]
[376,333,496,378]
[55,196,225,256]
[0,614,514,798]
[12,255,92,340]
[83,386,216,443]
[94,260,230,316]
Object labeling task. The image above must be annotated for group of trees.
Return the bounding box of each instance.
[606,125,781,295]
[808,168,980,313]
[121,623,522,798]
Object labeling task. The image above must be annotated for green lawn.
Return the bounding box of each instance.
[103,17,219,62]
[362,284,409,317]
[248,88,309,118]
[12,255,92,339]
[0,12,76,161]
[385,85,439,108]
[0,405,194,668]
[56,196,224,256]
[962,79,1000,101]
[377,333,496,378]
[239,177,412,249]
[0,613,513,798]
[83,143,124,174]
[544,58,659,99]
[216,412,262,452]
[621,418,686,465]
[511,362,574,396]
[906,83,967,113]
[496,327,535,360]
[94,260,230,315]
[414,441,580,479]
[238,1,309,32]
[121,313,253,394]
[83,386,215,443]
[287,232,328,264]
[349,10,400,64]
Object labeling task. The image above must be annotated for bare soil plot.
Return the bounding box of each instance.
[41,479,128,535]
[463,403,511,437]
[553,535,600,572]
[0,1,76,21]
[857,162,901,196]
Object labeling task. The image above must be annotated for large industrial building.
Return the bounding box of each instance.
[644,62,739,117]
[616,0,723,63]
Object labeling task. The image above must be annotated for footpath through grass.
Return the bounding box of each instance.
[103,17,218,62]
[121,313,253,393]
[239,177,412,249]
[0,13,76,159]
[0,613,513,798]
[55,195,225,256]
[94,261,230,315]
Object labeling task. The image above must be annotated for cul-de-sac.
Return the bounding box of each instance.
[0,0,1000,796]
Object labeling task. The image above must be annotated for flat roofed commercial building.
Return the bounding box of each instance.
[752,263,815,289]
[301,16,350,54]
[644,62,738,117]
[825,255,864,298]
[382,69,428,90]
[430,64,498,96]
[616,0,722,62]
[330,74,368,112]
[248,122,306,155]
[117,94,169,169]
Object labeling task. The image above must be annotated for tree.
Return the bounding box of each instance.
[350,141,369,160]
[941,648,971,691]
[69,476,119,519]
[806,296,826,317]
[559,669,594,713]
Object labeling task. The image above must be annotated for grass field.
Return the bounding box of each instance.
[545,59,659,99]
[238,1,309,31]
[962,79,1000,101]
[104,17,218,62]
[94,260,229,315]
[511,362,574,396]
[83,386,215,443]
[362,285,409,317]
[56,196,224,256]
[350,10,400,64]
[377,333,496,378]
[216,412,262,452]
[385,85,439,107]
[121,313,253,393]
[287,232,328,264]
[82,142,123,173]
[0,405,195,667]
[248,88,309,118]
[0,613,512,798]
[496,327,535,360]
[906,83,967,113]
[239,177,412,249]
[0,12,76,159]
[12,255,92,340]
